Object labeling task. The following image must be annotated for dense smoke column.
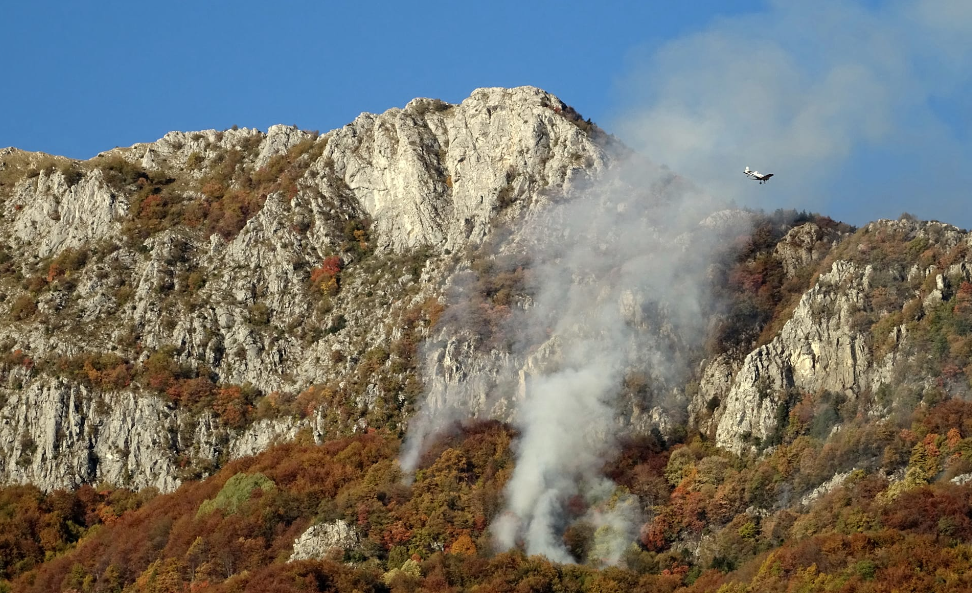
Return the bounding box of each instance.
[487,163,724,561]
[403,157,733,562]
[490,345,624,561]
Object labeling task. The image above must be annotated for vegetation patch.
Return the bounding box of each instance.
[196,472,276,517]
[110,135,327,245]
[6,394,972,592]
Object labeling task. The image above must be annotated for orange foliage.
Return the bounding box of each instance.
[15,393,972,593]
[449,533,476,557]
[309,256,343,295]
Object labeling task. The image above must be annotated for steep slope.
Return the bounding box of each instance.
[2,86,971,496]
[695,218,972,455]
[3,86,971,497]
[0,87,611,491]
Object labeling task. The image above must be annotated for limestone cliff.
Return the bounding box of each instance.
[1,86,968,494]
[696,218,972,453]
[0,87,611,491]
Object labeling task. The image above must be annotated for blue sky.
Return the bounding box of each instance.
[4,1,971,228]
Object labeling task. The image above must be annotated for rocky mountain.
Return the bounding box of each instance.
[1,85,970,501]
[699,217,972,455]
[0,87,613,491]
[4,86,972,593]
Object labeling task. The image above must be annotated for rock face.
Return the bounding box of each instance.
[800,469,858,506]
[774,222,836,278]
[712,259,871,452]
[290,520,360,561]
[0,381,195,492]
[320,87,607,252]
[2,87,971,494]
[11,169,126,259]
[0,86,613,492]
[0,375,335,492]
[698,218,972,453]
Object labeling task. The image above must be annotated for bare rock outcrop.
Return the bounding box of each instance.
[11,168,126,258]
[774,222,838,278]
[0,86,613,492]
[0,379,222,492]
[712,260,871,452]
[290,520,361,561]
[317,87,608,252]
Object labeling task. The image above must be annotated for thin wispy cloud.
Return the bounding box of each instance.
[613,0,972,226]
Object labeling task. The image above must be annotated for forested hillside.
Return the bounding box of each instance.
[2,87,972,592]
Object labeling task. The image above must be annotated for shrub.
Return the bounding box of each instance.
[185,152,204,170]
[94,155,147,188]
[342,219,372,256]
[9,295,36,320]
[212,383,260,428]
[46,247,89,284]
[202,188,266,241]
[327,314,347,335]
[53,352,133,390]
[248,302,271,326]
[196,472,275,517]
[57,162,84,186]
[310,256,344,296]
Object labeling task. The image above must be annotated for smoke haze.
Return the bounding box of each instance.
[401,157,742,562]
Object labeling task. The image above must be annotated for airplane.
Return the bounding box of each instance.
[744,166,774,184]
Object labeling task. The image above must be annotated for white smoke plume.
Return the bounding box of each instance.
[587,489,643,567]
[401,153,738,561]
[483,162,734,561]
